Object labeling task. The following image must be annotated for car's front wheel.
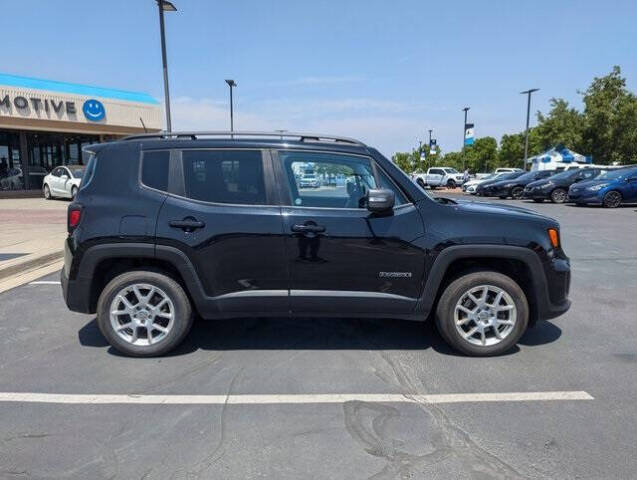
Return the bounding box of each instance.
[511,186,524,199]
[550,188,568,204]
[435,271,529,356]
[97,270,193,357]
[447,179,457,189]
[602,190,622,208]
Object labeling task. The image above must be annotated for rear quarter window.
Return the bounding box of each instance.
[141,151,170,192]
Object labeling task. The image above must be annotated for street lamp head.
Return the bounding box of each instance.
[157,0,177,11]
[520,88,540,94]
[225,79,237,88]
[462,107,470,112]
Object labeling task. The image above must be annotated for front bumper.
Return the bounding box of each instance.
[522,187,549,200]
[567,189,602,204]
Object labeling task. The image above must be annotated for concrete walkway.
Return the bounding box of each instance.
[0,198,68,292]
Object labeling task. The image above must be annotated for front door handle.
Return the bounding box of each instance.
[169,219,205,231]
[291,224,326,233]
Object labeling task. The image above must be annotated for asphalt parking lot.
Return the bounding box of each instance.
[1,196,636,479]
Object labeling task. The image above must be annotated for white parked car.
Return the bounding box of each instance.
[412,167,465,189]
[43,165,85,200]
[299,173,320,188]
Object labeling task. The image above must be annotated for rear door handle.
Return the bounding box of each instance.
[291,224,325,233]
[169,219,205,231]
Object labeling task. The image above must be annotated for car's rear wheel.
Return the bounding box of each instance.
[602,190,622,208]
[511,186,524,199]
[435,271,529,356]
[550,188,568,204]
[43,184,51,200]
[97,270,193,357]
[71,186,78,200]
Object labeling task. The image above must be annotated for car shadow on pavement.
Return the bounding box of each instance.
[78,315,562,358]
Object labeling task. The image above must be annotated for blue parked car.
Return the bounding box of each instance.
[568,166,637,207]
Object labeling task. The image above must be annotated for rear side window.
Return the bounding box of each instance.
[182,150,266,205]
[141,151,170,192]
[80,153,96,190]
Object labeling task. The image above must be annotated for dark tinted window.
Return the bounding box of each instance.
[182,150,265,205]
[142,151,170,192]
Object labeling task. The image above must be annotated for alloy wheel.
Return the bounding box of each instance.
[511,187,524,199]
[603,191,622,208]
[109,283,175,347]
[551,189,567,203]
[454,285,517,347]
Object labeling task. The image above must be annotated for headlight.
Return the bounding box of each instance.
[588,183,609,191]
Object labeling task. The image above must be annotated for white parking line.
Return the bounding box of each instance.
[28,281,61,285]
[0,391,593,405]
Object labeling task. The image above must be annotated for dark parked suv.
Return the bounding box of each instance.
[62,132,571,357]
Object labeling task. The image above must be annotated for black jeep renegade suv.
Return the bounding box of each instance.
[61,132,571,357]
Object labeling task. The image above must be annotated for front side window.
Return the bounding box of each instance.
[182,150,266,205]
[281,151,377,209]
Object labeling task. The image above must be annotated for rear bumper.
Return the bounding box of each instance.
[61,238,93,314]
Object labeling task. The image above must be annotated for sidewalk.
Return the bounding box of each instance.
[0,198,68,292]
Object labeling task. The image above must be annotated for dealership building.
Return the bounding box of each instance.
[0,72,162,196]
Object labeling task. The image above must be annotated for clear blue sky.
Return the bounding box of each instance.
[2,0,635,156]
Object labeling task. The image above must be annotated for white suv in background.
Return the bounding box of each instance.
[43,165,85,200]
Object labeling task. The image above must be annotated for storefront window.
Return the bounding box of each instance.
[0,130,23,191]
[26,132,98,189]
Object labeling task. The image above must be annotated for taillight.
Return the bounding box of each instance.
[68,205,82,232]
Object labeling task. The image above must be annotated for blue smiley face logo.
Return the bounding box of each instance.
[82,99,105,121]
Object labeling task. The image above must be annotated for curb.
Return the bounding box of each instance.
[0,250,64,282]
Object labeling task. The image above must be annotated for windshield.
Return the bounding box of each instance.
[497,171,525,181]
[546,170,577,181]
[480,174,496,180]
[596,168,635,180]
[444,168,459,174]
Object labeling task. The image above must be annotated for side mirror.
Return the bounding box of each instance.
[367,189,395,213]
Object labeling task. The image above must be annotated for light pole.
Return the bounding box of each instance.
[156,0,177,133]
[521,88,539,170]
[225,79,237,132]
[462,107,470,170]
[428,129,433,145]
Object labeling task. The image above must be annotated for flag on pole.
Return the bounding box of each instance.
[464,123,475,146]
[429,139,437,155]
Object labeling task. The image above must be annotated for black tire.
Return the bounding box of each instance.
[435,271,529,356]
[602,190,622,208]
[417,179,426,189]
[71,186,78,200]
[447,179,457,189]
[43,184,51,200]
[511,186,524,199]
[498,196,507,200]
[96,270,193,357]
[550,188,567,204]
[533,199,544,203]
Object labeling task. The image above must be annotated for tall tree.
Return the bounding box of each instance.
[581,66,637,164]
[535,98,584,152]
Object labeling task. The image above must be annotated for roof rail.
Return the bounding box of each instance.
[121,131,367,147]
